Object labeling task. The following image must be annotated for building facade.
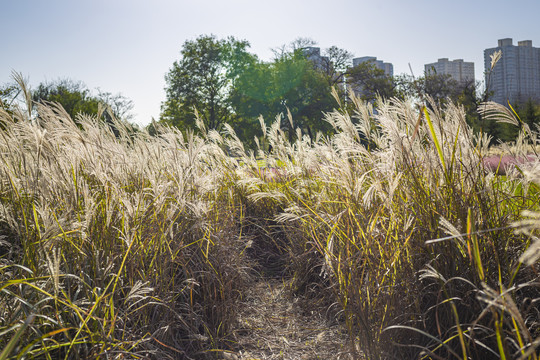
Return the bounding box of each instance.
[484,38,540,104]
[353,56,394,77]
[424,58,475,83]
[303,47,329,71]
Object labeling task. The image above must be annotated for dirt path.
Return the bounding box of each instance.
[225,277,353,360]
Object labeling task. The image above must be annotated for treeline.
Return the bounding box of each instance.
[2,35,540,145]
[0,74,134,134]
[158,35,540,145]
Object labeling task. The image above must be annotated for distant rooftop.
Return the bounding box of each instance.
[497,38,533,47]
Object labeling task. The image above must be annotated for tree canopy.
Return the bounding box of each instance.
[0,84,18,116]
[161,36,341,146]
[32,79,133,122]
[160,34,540,148]
[160,34,255,131]
[230,48,336,143]
[347,61,395,103]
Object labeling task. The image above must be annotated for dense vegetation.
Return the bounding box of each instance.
[1,67,540,359]
[159,35,540,147]
[1,35,540,359]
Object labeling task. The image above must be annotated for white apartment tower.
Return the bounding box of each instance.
[484,38,540,104]
[424,58,475,83]
[353,56,394,77]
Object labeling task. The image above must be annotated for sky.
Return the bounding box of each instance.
[1,0,539,127]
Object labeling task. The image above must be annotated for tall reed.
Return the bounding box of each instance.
[0,85,249,358]
[3,78,540,359]
[240,92,540,359]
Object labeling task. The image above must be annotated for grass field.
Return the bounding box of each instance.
[1,86,540,359]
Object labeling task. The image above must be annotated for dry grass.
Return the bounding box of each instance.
[240,93,540,359]
[2,80,540,359]
[0,84,250,358]
[231,279,349,360]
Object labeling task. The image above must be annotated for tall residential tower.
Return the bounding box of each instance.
[424,58,475,83]
[353,57,394,77]
[484,38,540,104]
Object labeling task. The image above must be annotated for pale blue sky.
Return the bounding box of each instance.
[1,0,539,126]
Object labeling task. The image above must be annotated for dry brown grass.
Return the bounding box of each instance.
[230,279,350,360]
[2,78,540,359]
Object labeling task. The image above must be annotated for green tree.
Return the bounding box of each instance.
[33,79,133,122]
[347,61,396,103]
[277,50,336,140]
[34,80,100,117]
[0,84,18,116]
[95,89,134,121]
[321,46,353,86]
[228,60,273,143]
[394,72,521,143]
[0,73,36,121]
[393,74,417,101]
[493,98,540,143]
[518,98,540,129]
[395,71,462,105]
[270,37,317,59]
[455,79,494,135]
[160,34,255,132]
[231,48,335,143]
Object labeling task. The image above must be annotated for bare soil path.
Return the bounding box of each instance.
[224,276,353,360]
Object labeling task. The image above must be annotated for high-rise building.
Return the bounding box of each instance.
[424,58,475,83]
[353,56,393,77]
[484,38,540,104]
[303,47,329,71]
